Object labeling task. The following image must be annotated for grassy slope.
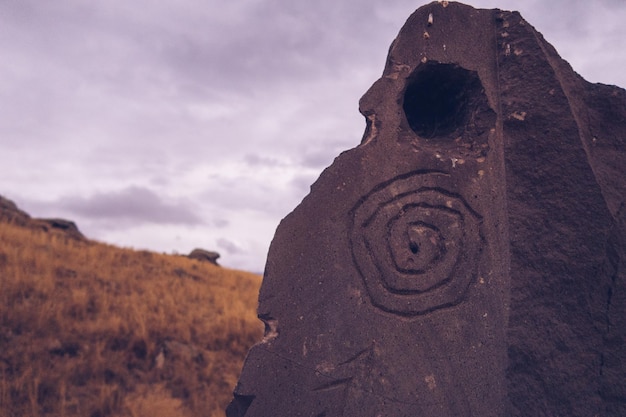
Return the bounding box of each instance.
[0,222,263,417]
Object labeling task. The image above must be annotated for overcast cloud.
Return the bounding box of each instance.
[1,0,624,272]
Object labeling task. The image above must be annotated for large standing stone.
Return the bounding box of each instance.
[227,2,626,416]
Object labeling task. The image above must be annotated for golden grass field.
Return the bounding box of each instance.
[0,221,263,417]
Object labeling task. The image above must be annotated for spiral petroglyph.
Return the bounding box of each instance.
[350,171,482,316]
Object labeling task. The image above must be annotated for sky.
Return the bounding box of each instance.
[1,0,625,273]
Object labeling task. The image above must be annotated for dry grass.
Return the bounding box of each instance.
[0,221,263,417]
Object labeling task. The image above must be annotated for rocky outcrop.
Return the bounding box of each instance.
[34,218,86,240]
[0,195,86,241]
[187,249,220,266]
[0,195,31,226]
[228,2,626,417]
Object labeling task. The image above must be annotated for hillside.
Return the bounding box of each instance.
[0,214,263,417]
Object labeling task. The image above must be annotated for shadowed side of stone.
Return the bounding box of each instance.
[227,2,626,416]
[495,10,626,416]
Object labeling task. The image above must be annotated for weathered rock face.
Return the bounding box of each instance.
[228,2,626,416]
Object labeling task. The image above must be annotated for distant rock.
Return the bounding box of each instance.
[187,248,220,266]
[0,194,86,241]
[34,218,86,240]
[0,195,31,226]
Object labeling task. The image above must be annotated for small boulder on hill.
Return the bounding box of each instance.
[187,248,220,266]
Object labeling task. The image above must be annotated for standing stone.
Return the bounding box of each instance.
[227,2,626,416]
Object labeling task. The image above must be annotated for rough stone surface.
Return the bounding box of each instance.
[187,248,220,266]
[228,2,626,416]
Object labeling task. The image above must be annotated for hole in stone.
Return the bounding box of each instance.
[403,62,484,140]
[409,242,419,254]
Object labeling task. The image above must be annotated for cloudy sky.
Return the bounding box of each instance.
[1,0,624,272]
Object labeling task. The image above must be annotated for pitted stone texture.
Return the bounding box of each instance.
[228,2,626,416]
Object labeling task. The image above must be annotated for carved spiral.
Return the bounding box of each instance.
[350,171,482,316]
